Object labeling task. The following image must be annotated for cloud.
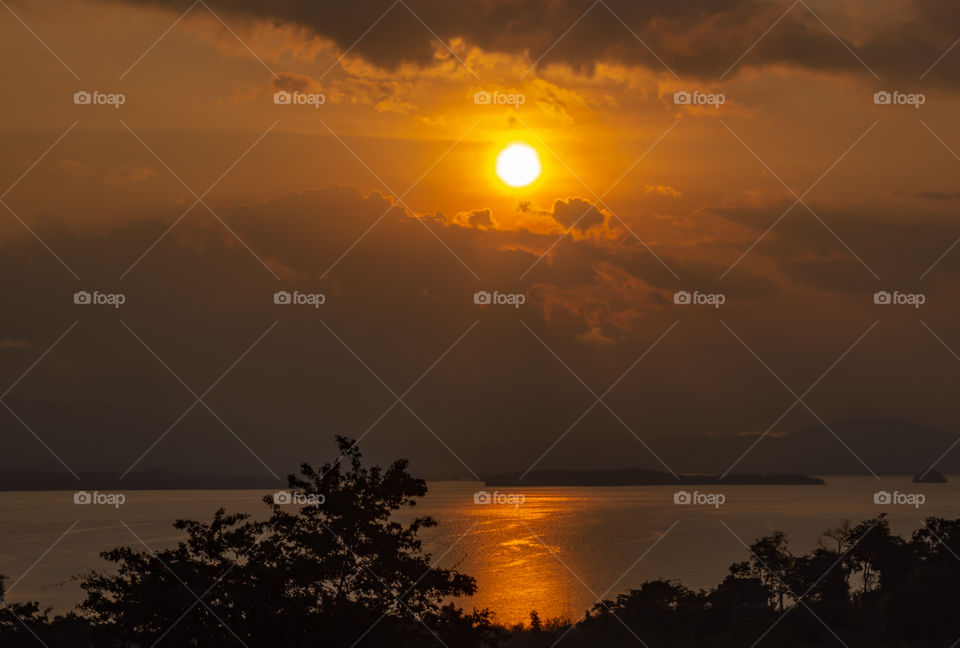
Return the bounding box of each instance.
[103,166,158,186]
[112,0,960,87]
[0,338,35,351]
[645,184,682,198]
[900,189,960,201]
[455,207,497,230]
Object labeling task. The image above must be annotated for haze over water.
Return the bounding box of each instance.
[0,477,952,625]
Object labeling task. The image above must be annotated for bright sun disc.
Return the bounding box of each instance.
[496,143,541,187]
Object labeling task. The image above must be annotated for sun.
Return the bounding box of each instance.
[496,143,541,188]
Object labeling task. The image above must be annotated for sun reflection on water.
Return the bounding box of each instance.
[456,491,585,626]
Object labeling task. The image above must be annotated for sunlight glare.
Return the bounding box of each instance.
[496,143,542,188]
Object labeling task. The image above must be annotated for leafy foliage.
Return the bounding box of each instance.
[4,445,960,646]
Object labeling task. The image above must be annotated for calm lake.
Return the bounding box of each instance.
[0,477,956,625]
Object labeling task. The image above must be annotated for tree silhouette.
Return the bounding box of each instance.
[77,436,476,646]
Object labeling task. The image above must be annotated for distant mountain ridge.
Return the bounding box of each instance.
[485,469,824,487]
[0,419,954,488]
[654,419,960,476]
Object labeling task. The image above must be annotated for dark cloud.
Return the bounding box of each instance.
[116,0,960,85]
[900,189,960,201]
[459,207,495,229]
[5,182,960,479]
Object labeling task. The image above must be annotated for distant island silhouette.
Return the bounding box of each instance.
[914,469,948,483]
[484,469,824,487]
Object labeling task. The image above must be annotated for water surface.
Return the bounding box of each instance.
[0,477,955,625]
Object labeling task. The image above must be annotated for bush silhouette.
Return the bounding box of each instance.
[3,441,960,646]
[77,436,476,646]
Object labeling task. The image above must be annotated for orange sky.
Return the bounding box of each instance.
[2,0,960,479]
